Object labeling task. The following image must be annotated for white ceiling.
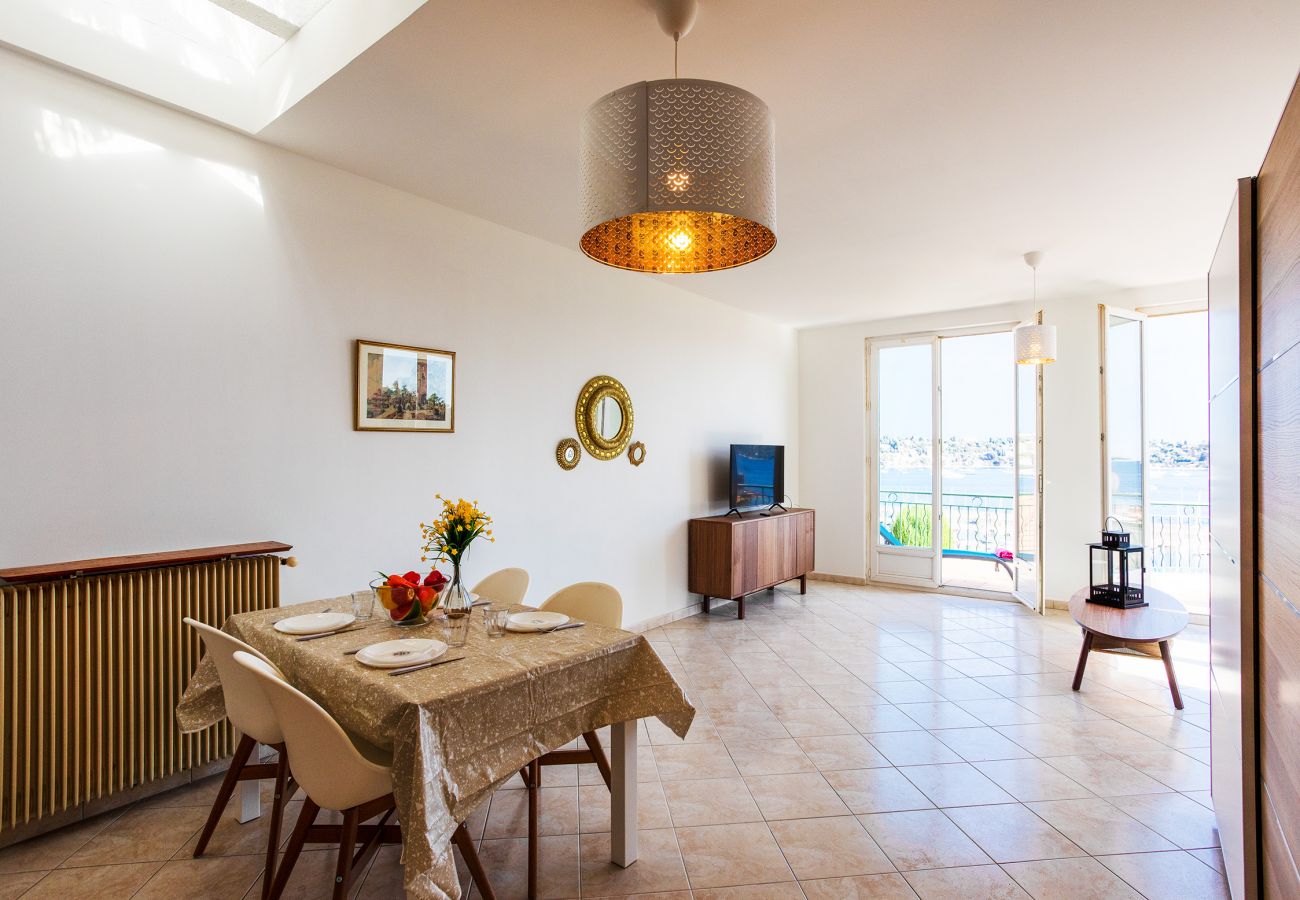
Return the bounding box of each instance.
[258,0,1300,326]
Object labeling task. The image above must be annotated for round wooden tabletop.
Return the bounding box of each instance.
[1068,586,1189,643]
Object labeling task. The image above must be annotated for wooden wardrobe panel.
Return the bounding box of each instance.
[1257,75,1300,365]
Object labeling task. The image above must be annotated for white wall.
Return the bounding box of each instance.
[798,284,1202,605]
[0,50,797,627]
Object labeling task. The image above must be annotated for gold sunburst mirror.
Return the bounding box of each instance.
[575,375,634,460]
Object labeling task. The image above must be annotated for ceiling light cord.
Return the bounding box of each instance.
[674,33,679,78]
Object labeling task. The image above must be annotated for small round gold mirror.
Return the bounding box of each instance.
[627,441,646,466]
[575,375,634,460]
[556,438,581,470]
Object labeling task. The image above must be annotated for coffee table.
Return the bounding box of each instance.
[1068,586,1190,710]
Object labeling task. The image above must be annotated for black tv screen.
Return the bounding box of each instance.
[730,444,784,510]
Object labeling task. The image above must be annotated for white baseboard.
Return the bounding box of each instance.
[627,599,704,633]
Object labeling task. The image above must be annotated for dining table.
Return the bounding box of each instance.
[175,596,695,900]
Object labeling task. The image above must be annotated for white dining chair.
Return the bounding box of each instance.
[470,567,530,605]
[232,650,498,900]
[184,618,293,900]
[523,582,624,895]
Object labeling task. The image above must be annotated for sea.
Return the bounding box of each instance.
[880,462,1207,509]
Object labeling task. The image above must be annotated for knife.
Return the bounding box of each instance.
[388,655,465,676]
[545,621,586,633]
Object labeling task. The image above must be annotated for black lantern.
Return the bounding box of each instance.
[1088,520,1146,608]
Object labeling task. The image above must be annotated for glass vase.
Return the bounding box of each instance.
[441,561,472,619]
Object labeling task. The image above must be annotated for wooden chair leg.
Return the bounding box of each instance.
[452,822,497,900]
[1071,631,1094,691]
[194,732,257,857]
[1159,640,1185,710]
[269,798,318,900]
[583,732,612,791]
[527,759,540,900]
[331,808,359,900]
[260,745,291,900]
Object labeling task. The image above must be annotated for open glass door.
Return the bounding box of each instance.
[1100,307,1148,544]
[1013,317,1045,613]
[870,337,940,588]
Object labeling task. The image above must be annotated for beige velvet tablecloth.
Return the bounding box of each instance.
[175,597,695,899]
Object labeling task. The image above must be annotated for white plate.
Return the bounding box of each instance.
[273,612,355,635]
[355,638,447,669]
[506,611,569,633]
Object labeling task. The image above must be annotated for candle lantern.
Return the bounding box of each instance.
[1088,518,1145,608]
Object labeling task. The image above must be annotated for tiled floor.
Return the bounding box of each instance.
[0,582,1228,899]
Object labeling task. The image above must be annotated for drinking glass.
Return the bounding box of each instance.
[350,590,376,621]
[439,614,469,648]
[485,608,510,638]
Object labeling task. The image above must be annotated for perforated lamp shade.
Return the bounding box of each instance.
[1014,323,1058,365]
[580,79,776,273]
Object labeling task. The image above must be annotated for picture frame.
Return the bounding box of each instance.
[354,339,456,433]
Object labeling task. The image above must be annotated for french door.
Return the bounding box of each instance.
[869,327,1044,607]
[1100,306,1148,544]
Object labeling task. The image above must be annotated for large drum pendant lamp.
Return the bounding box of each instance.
[579,0,776,273]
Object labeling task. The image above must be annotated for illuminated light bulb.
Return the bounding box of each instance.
[667,228,693,252]
[665,171,690,192]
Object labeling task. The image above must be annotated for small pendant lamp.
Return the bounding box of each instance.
[1015,251,1058,365]
[579,0,776,273]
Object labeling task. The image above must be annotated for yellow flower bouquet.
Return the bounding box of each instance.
[419,495,495,617]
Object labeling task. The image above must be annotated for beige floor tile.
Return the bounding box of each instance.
[674,822,794,889]
[824,768,934,815]
[355,845,404,899]
[798,734,892,771]
[902,864,1031,899]
[579,782,673,833]
[0,871,45,899]
[484,786,579,838]
[22,861,162,899]
[972,759,1094,802]
[1189,847,1226,874]
[1109,792,1220,849]
[661,777,762,827]
[473,834,579,900]
[943,803,1086,863]
[895,702,986,730]
[838,705,927,734]
[800,872,919,899]
[775,707,858,737]
[133,854,264,899]
[768,815,894,879]
[930,726,1034,762]
[1109,749,1212,792]
[1001,857,1142,899]
[955,699,1042,727]
[693,883,805,899]
[897,763,1016,808]
[1039,755,1175,797]
[646,714,719,745]
[176,798,302,859]
[579,829,688,896]
[725,739,818,776]
[1096,850,1231,900]
[651,743,741,781]
[744,773,851,820]
[857,809,991,871]
[866,732,964,767]
[62,806,209,867]
[0,813,121,874]
[1025,799,1177,856]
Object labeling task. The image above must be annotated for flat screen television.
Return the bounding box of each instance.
[729,444,785,511]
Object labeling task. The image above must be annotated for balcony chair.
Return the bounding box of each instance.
[520,581,623,897]
[878,523,1015,580]
[233,650,497,900]
[470,567,531,606]
[184,618,295,900]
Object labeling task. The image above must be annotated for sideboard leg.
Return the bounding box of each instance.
[737,597,745,620]
[799,575,807,595]
[701,596,710,615]
[1159,640,1184,710]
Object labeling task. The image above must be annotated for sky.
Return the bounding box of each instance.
[877,314,1208,443]
[381,349,449,399]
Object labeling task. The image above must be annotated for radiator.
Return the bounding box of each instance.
[0,545,286,835]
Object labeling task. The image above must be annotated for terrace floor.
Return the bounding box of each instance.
[0,582,1225,899]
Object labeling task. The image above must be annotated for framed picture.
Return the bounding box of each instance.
[354,339,456,432]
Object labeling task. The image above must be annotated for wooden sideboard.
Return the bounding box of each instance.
[688,508,814,619]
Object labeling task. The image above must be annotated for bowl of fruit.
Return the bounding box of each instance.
[374,569,448,626]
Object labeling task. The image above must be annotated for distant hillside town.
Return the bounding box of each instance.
[879,436,1207,469]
